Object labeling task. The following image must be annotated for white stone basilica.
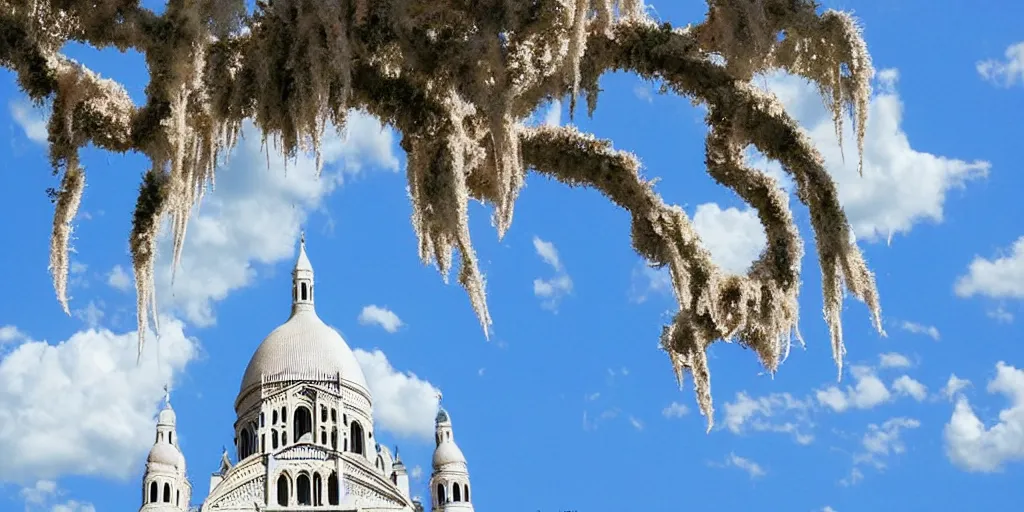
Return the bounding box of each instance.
[138,237,476,512]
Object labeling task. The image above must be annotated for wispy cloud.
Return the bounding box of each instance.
[977,42,1024,87]
[899,321,940,341]
[533,236,573,311]
[358,305,404,333]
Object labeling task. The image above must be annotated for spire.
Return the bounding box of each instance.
[291,232,315,314]
[163,384,171,407]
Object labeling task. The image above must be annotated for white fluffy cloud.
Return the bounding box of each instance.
[722,391,814,444]
[9,99,49,145]
[358,305,404,333]
[856,417,920,469]
[943,375,972,400]
[816,366,891,412]
[977,42,1024,87]
[892,375,928,402]
[20,480,96,512]
[532,236,573,311]
[944,362,1024,472]
[353,349,440,440]
[154,114,398,326]
[0,317,198,482]
[756,70,989,242]
[662,402,689,418]
[899,321,941,341]
[954,236,1024,300]
[106,264,132,292]
[879,352,912,369]
[692,203,767,274]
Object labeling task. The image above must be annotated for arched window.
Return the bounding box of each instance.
[435,433,441,446]
[301,282,308,300]
[321,406,328,422]
[437,483,446,504]
[276,474,289,506]
[293,405,313,440]
[375,455,383,470]
[282,406,288,422]
[260,412,265,427]
[327,472,340,505]
[240,431,251,459]
[273,410,278,425]
[350,421,364,455]
[453,483,461,502]
[176,490,180,506]
[272,430,279,449]
[163,483,171,502]
[169,432,173,444]
[261,434,265,452]
[330,428,338,450]
[391,472,398,484]
[296,473,312,505]
[464,484,470,502]
[158,432,163,442]
[331,408,337,423]
[282,432,288,445]
[149,481,157,503]
[313,473,323,506]
[321,430,327,445]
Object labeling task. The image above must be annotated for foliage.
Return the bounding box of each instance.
[0,0,883,428]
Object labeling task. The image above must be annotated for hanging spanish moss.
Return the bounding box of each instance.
[3,0,883,428]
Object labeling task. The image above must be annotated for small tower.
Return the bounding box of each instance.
[392,446,411,498]
[292,231,315,314]
[140,387,192,511]
[429,399,474,512]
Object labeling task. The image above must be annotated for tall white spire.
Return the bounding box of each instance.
[292,231,315,315]
[140,389,191,511]
[430,406,474,511]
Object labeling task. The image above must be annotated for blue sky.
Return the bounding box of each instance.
[1,1,1023,511]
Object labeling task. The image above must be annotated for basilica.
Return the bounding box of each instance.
[137,238,476,512]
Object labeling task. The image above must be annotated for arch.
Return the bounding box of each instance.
[273,410,278,425]
[313,473,323,506]
[272,429,279,449]
[464,483,470,502]
[331,408,337,423]
[282,406,288,422]
[375,455,383,470]
[330,428,338,450]
[169,431,173,444]
[149,481,158,503]
[391,472,398,484]
[239,430,251,459]
[349,421,365,455]
[163,482,171,502]
[327,471,340,505]
[296,473,312,505]
[436,483,446,504]
[321,429,327,445]
[301,282,308,300]
[321,406,328,422]
[453,482,461,502]
[293,405,313,440]
[276,473,289,506]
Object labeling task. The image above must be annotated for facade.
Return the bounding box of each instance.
[138,238,475,512]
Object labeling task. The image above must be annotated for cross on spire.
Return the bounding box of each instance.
[436,390,443,404]
[300,229,306,246]
[163,384,171,406]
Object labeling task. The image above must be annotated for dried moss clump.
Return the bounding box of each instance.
[2,0,883,428]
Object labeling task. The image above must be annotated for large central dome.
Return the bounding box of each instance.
[237,237,368,399]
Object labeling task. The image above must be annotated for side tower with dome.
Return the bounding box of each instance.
[137,237,478,511]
